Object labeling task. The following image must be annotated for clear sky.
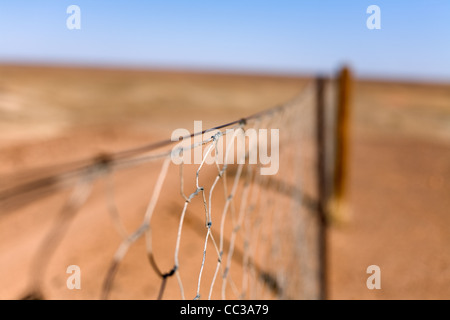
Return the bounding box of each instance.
[0,1,449,81]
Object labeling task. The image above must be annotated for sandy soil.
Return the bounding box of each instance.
[0,65,449,299]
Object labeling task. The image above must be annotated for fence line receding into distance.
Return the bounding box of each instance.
[0,69,351,300]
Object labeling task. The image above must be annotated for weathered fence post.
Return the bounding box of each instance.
[332,67,352,224]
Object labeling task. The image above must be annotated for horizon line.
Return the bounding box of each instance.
[1,59,450,86]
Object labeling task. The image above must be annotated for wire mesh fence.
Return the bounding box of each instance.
[0,76,340,300]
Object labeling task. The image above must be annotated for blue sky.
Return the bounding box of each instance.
[0,1,449,81]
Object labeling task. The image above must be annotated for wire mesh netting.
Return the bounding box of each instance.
[0,81,328,300]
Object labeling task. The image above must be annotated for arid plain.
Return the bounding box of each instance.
[0,65,449,299]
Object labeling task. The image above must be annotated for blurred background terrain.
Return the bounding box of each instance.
[0,64,449,299]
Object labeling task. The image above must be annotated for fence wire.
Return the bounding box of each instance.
[0,81,327,300]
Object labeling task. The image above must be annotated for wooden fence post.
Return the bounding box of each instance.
[331,67,352,224]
